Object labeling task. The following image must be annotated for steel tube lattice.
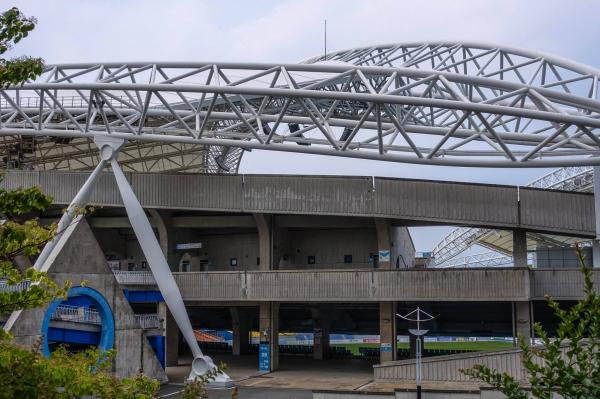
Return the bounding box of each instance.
[431,166,595,264]
[1,42,600,171]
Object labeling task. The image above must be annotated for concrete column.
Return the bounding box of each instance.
[512,229,527,268]
[375,218,392,269]
[379,302,397,362]
[593,241,600,268]
[259,302,279,371]
[230,307,250,356]
[149,209,178,271]
[594,166,600,268]
[513,301,532,345]
[311,308,331,360]
[254,214,272,271]
[163,304,180,367]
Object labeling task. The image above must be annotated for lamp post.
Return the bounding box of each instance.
[397,307,436,399]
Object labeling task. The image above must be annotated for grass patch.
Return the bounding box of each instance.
[332,341,512,355]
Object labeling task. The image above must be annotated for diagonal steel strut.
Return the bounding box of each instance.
[102,137,230,383]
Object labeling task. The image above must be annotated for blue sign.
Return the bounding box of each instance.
[259,343,270,372]
[379,250,390,262]
[380,342,392,352]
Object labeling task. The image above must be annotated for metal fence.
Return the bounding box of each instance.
[136,314,161,329]
[51,304,101,324]
[112,270,156,285]
[0,279,31,293]
[0,95,130,110]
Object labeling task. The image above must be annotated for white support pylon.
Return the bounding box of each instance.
[5,135,232,386]
[99,137,231,385]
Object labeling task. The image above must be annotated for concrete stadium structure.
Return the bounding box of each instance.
[1,42,600,392]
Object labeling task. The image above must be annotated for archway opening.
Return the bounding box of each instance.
[41,286,114,357]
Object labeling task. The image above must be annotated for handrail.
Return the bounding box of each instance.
[0,279,31,293]
[136,313,161,329]
[112,270,156,285]
[51,304,101,324]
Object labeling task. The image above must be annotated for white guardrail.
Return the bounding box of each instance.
[0,279,31,293]
[51,305,160,330]
[111,270,156,285]
[136,314,161,329]
[51,304,101,324]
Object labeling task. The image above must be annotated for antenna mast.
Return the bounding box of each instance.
[324,19,327,60]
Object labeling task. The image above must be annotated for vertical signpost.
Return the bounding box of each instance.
[397,307,436,399]
[259,343,270,372]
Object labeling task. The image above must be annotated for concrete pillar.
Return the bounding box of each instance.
[375,218,392,269]
[259,302,279,371]
[594,166,600,268]
[311,308,331,360]
[512,229,527,268]
[379,302,397,362]
[149,209,178,271]
[593,241,600,268]
[254,214,272,271]
[163,304,180,367]
[513,301,532,345]
[230,307,250,356]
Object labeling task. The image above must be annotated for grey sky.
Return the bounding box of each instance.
[7,0,599,252]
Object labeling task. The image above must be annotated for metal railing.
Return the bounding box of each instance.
[51,304,101,324]
[0,279,31,293]
[0,95,131,110]
[112,270,156,285]
[136,314,161,329]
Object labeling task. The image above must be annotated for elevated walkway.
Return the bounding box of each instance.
[1,171,594,237]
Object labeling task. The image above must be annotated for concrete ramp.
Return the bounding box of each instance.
[374,348,525,383]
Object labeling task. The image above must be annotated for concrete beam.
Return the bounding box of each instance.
[276,215,374,229]
[10,171,593,237]
[87,215,256,229]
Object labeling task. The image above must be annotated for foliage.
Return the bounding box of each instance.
[0,181,159,397]
[182,363,237,399]
[0,9,159,398]
[0,182,68,340]
[461,246,600,399]
[0,7,43,88]
[0,339,160,399]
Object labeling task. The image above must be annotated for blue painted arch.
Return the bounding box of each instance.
[41,286,115,357]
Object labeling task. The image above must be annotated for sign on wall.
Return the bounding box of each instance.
[175,242,202,250]
[379,249,390,262]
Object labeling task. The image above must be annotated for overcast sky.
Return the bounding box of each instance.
[7,0,600,252]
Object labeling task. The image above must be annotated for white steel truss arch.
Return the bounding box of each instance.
[431,165,594,265]
[1,42,600,170]
[432,251,515,268]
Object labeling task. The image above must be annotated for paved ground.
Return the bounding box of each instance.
[161,352,480,397]
[159,385,311,399]
[163,353,375,397]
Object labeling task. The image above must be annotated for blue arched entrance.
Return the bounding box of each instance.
[41,286,115,357]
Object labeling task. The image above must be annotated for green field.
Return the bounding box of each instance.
[332,341,513,356]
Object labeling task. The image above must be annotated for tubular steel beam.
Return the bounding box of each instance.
[2,42,600,169]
